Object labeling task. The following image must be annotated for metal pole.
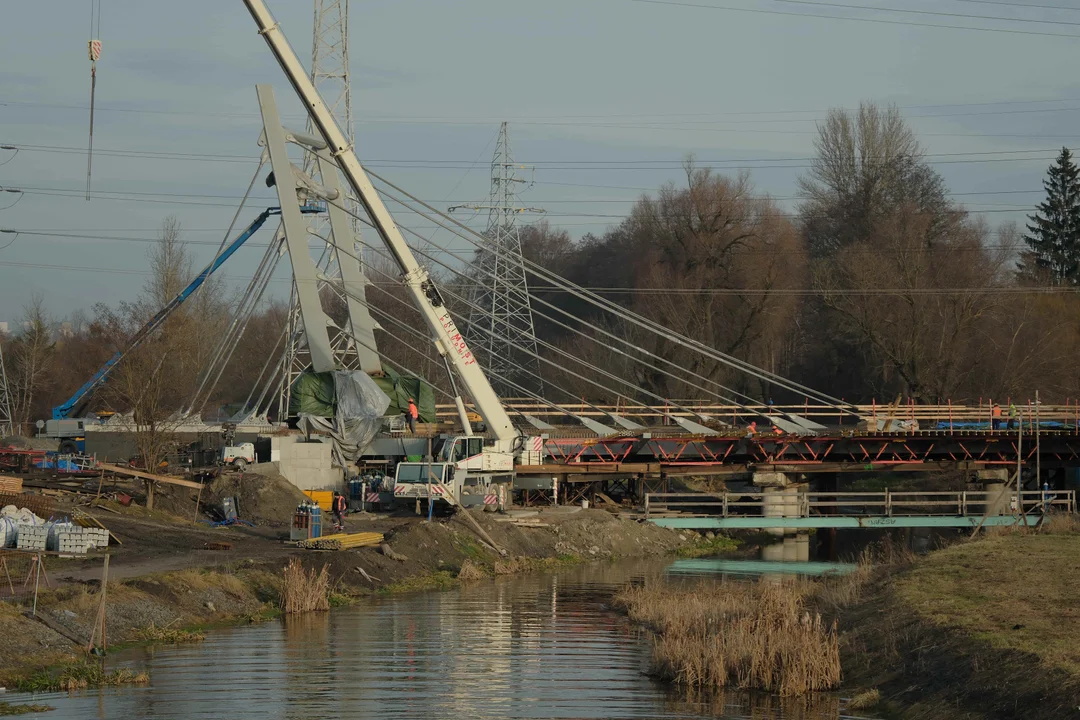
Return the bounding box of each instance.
[1036,390,1042,493]
[1016,411,1024,517]
[32,553,41,616]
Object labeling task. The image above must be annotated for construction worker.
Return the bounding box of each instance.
[992,403,1003,431]
[1008,402,1018,430]
[406,397,419,434]
[332,491,347,532]
[746,421,758,438]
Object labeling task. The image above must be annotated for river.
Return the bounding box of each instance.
[20,556,868,720]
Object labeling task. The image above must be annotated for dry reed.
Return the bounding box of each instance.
[615,578,840,696]
[456,559,489,581]
[280,558,330,614]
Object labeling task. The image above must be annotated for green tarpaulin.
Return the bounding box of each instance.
[373,366,436,423]
[289,366,435,422]
[288,370,337,418]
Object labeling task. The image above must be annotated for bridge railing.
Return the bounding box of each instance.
[643,490,1078,519]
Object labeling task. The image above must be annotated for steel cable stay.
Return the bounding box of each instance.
[185,231,282,416]
[324,191,818,422]
[277,212,649,430]
[194,246,285,417]
[236,322,289,419]
[312,199,757,431]
[183,158,272,414]
[322,193,792,422]
[343,275,649,429]
[308,236,626,419]
[312,201,670,408]
[364,170,857,419]
[320,271,614,431]
[185,237,278,410]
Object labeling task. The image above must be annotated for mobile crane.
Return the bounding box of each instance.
[244,1,529,507]
[42,205,316,453]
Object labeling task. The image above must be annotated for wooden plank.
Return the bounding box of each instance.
[0,476,23,494]
[97,463,203,490]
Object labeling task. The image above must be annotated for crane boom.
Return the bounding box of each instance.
[242,0,518,448]
[52,207,285,420]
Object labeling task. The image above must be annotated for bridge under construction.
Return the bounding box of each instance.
[7,2,1077,532]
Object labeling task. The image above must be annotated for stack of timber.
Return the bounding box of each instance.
[298,532,384,551]
[0,476,22,494]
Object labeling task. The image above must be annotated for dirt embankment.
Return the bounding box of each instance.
[0,476,691,686]
[835,523,1080,720]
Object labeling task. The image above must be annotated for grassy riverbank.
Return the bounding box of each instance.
[615,522,1080,719]
[840,520,1080,719]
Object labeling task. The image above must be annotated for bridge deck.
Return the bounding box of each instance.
[537,429,1080,471]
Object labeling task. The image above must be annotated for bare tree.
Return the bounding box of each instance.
[97,217,219,506]
[8,295,55,434]
[799,103,950,258]
[540,164,806,402]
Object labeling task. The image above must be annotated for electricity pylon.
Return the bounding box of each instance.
[278,0,381,420]
[450,122,544,398]
[0,340,13,437]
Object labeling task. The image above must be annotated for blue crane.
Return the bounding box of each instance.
[51,206,313,424]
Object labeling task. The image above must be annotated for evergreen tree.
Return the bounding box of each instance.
[1022,147,1080,284]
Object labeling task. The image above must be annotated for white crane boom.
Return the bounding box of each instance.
[242,0,518,448]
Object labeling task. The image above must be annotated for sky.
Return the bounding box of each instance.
[2,0,1080,323]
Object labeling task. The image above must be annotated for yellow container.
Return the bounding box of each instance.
[303,490,334,512]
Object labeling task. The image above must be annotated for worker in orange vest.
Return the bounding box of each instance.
[406,397,419,434]
[332,491,347,532]
[992,403,1003,431]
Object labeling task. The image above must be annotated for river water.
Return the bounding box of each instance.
[21,557,868,720]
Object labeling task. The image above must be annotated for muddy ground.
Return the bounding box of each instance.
[0,472,690,685]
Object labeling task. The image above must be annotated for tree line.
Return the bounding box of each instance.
[3,102,1080,438]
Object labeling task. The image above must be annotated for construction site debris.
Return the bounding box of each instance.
[97,463,202,490]
[203,470,307,528]
[297,532,383,551]
[0,476,23,494]
[380,543,408,562]
[354,566,381,583]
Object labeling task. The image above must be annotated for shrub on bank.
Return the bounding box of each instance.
[615,578,840,696]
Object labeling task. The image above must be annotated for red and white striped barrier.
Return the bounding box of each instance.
[483,494,498,505]
[365,492,380,503]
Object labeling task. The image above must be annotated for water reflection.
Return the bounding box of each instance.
[25,559,869,720]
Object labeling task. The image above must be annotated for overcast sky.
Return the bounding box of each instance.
[2,0,1080,322]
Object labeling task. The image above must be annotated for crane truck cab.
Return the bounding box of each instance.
[392,434,514,508]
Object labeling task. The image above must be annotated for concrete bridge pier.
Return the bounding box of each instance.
[976,468,1011,515]
[754,471,807,538]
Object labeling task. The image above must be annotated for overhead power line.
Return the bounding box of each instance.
[777,0,1080,26]
[956,0,1080,11]
[9,94,1080,123]
[7,142,1078,166]
[619,0,1080,37]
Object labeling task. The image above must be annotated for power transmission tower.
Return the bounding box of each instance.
[278,0,381,420]
[0,340,13,437]
[451,122,544,398]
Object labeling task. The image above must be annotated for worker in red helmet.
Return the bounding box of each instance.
[406,397,419,434]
